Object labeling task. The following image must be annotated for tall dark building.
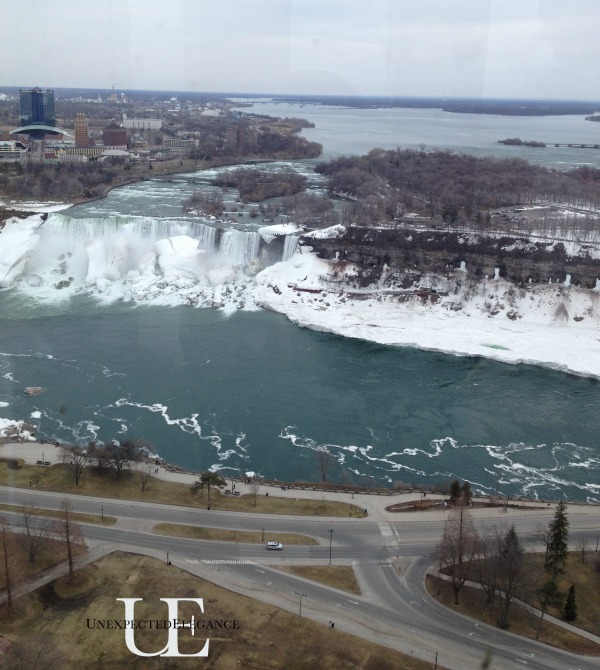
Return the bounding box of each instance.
[19,88,56,127]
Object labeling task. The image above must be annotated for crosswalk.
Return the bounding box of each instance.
[378,522,401,548]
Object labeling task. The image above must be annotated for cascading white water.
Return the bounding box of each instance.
[282,235,300,261]
[43,213,219,252]
[0,212,301,308]
[219,229,261,266]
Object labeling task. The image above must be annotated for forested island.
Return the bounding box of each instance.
[499,138,546,147]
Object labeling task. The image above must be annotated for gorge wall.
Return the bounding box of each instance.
[301,227,600,289]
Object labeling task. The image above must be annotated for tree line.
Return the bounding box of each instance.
[0,500,86,666]
[61,438,155,491]
[0,160,121,200]
[438,496,577,633]
[213,168,306,203]
[315,147,600,228]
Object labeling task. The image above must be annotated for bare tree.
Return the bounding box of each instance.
[531,524,551,564]
[249,481,260,506]
[106,441,130,479]
[577,536,589,564]
[535,579,563,639]
[496,525,525,629]
[362,474,375,489]
[134,460,153,492]
[60,445,89,486]
[315,448,334,483]
[21,505,51,563]
[339,468,353,486]
[438,503,479,604]
[0,517,14,610]
[86,440,109,473]
[52,500,86,582]
[107,437,148,479]
[476,529,499,605]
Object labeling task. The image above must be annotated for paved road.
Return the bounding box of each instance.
[1,484,600,669]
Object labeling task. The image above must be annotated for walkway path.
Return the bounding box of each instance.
[2,440,599,526]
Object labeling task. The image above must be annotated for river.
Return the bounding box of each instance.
[1,101,600,501]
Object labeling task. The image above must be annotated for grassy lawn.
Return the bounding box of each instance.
[0,530,84,592]
[517,552,600,638]
[0,552,434,669]
[426,549,600,656]
[208,492,365,517]
[280,566,361,595]
[0,503,116,526]
[0,462,362,517]
[153,523,318,545]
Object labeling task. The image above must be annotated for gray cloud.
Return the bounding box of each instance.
[2,0,599,99]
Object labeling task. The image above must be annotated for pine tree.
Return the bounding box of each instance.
[546,500,569,580]
[449,480,461,503]
[564,584,577,622]
[462,481,473,504]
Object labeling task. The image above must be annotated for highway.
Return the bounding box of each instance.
[1,485,599,669]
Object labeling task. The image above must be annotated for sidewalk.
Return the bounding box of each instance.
[0,440,589,524]
[431,569,600,646]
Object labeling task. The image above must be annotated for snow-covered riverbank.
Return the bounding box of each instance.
[2,205,599,379]
[255,246,600,379]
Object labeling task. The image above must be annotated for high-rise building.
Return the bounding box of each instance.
[19,88,55,127]
[74,112,90,148]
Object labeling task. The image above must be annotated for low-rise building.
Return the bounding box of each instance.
[0,141,27,161]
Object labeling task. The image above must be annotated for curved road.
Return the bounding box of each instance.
[1,485,599,670]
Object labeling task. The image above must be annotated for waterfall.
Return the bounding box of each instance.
[282,235,300,261]
[0,212,297,306]
[219,230,261,266]
[43,213,219,253]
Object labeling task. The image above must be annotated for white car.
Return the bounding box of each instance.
[266,541,283,550]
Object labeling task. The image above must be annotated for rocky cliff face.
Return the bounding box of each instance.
[301,227,600,289]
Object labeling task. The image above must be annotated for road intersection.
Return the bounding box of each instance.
[1,442,600,668]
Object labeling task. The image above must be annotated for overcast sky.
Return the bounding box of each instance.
[3,0,599,100]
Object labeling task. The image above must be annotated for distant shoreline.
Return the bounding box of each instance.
[265,94,600,116]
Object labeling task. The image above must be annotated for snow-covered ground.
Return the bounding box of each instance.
[255,246,600,379]
[1,209,599,378]
[0,200,72,214]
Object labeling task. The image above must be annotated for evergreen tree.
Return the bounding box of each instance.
[190,471,226,510]
[564,584,577,622]
[546,500,569,580]
[462,481,473,504]
[449,480,461,503]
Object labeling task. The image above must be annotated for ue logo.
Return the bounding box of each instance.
[117,598,209,658]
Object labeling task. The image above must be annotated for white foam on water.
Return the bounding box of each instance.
[0,212,298,311]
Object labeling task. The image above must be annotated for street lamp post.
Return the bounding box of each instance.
[328,529,334,566]
[294,591,306,620]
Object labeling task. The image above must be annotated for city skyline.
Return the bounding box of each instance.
[2,1,600,101]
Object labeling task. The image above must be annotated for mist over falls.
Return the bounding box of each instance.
[0,212,300,305]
